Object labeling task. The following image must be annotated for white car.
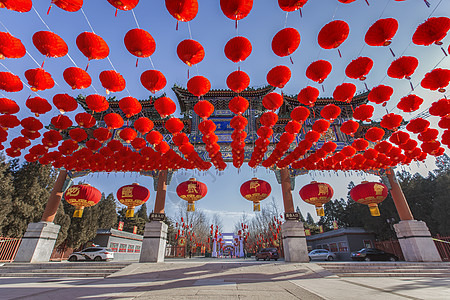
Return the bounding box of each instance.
[68,247,114,262]
[308,249,336,261]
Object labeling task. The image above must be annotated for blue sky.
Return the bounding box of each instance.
[1,0,449,231]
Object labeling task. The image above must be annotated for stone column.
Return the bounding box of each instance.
[212,238,217,257]
[239,237,244,257]
[139,170,169,263]
[15,170,68,263]
[279,168,309,262]
[387,168,441,262]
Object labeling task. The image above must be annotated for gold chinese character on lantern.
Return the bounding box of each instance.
[250,181,260,191]
[318,184,328,195]
[121,187,134,198]
[373,183,384,195]
[187,183,198,194]
[66,186,80,197]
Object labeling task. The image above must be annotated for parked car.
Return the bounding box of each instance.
[255,248,279,261]
[351,248,398,261]
[308,249,336,261]
[68,247,114,262]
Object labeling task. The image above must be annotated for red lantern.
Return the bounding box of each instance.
[0,32,26,59]
[107,0,138,11]
[154,97,176,118]
[99,70,126,93]
[76,32,109,63]
[318,20,349,51]
[229,96,249,115]
[104,113,124,129]
[231,115,248,130]
[187,76,211,97]
[421,68,450,93]
[312,119,330,134]
[165,117,184,134]
[353,104,374,121]
[345,57,373,81]
[63,67,91,90]
[0,72,23,92]
[224,36,252,63]
[365,18,398,47]
[140,70,166,93]
[177,178,207,211]
[306,60,332,83]
[290,106,310,122]
[50,0,83,13]
[146,130,163,145]
[352,138,369,151]
[0,98,19,114]
[397,95,423,113]
[117,183,150,217]
[368,85,393,105]
[320,104,341,121]
[177,39,204,66]
[133,117,153,134]
[429,98,450,117]
[119,127,137,143]
[199,120,216,134]
[194,100,214,119]
[69,128,87,142]
[86,139,101,151]
[350,181,388,216]
[278,0,308,12]
[51,115,72,130]
[75,112,96,128]
[272,28,300,58]
[124,28,155,62]
[24,68,55,91]
[32,31,68,58]
[220,0,253,21]
[387,56,418,80]
[0,0,32,12]
[93,127,112,142]
[85,94,109,113]
[380,113,403,130]
[21,117,42,132]
[299,181,333,216]
[305,130,321,143]
[406,118,430,134]
[297,86,319,106]
[52,94,77,113]
[26,97,52,116]
[227,70,250,93]
[119,96,142,118]
[365,127,385,142]
[262,93,283,111]
[333,83,356,103]
[412,17,450,46]
[165,0,198,29]
[390,131,410,146]
[240,178,271,211]
[267,65,291,89]
[64,184,101,217]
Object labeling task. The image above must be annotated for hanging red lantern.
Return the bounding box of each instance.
[146,130,163,145]
[119,96,142,118]
[227,70,250,93]
[267,65,291,89]
[421,68,450,93]
[194,100,214,119]
[387,56,419,80]
[305,130,321,143]
[262,93,283,111]
[140,70,166,93]
[124,28,155,62]
[365,127,385,142]
[21,117,43,132]
[76,32,110,63]
[312,119,330,134]
[240,178,271,211]
[406,118,430,134]
[318,20,349,52]
[345,57,373,80]
[380,113,403,130]
[64,184,101,217]
[353,104,374,122]
[63,67,91,90]
[429,98,450,117]
[333,83,356,102]
[0,98,19,114]
[397,94,423,113]
[0,32,26,59]
[390,131,410,146]
[107,0,138,11]
[418,128,439,142]
[99,70,126,93]
[365,18,398,47]
[75,112,96,128]
[350,181,388,216]
[51,115,72,130]
[320,104,341,121]
[131,137,146,150]
[224,36,252,63]
[133,117,153,134]
[412,17,450,46]
[220,0,253,21]
[52,94,77,113]
[229,96,249,115]
[297,86,319,106]
[165,117,184,134]
[32,31,68,58]
[285,120,302,135]
[352,138,369,151]
[187,76,211,97]
[154,97,176,118]
[199,120,216,134]
[24,68,55,91]
[165,0,198,29]
[85,139,102,151]
[231,115,248,130]
[26,97,52,116]
[177,39,204,66]
[69,128,88,142]
[0,72,22,92]
[290,106,310,122]
[49,0,83,13]
[272,28,300,58]
[93,127,112,142]
[85,94,109,113]
[104,113,124,129]
[119,127,137,143]
[278,0,308,12]
[0,0,32,12]
[299,181,333,216]
[368,85,393,105]
[117,183,150,217]
[306,60,332,84]
[177,178,207,211]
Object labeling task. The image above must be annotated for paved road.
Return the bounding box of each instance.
[1,258,449,300]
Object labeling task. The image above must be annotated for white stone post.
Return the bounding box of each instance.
[281,220,309,262]
[139,221,168,263]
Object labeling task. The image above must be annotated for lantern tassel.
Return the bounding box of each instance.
[299,8,303,18]
[424,0,431,7]
[441,46,448,57]
[73,206,84,218]
[253,202,261,212]
[364,82,369,91]
[235,19,238,30]
[322,84,325,92]
[338,49,342,58]
[136,58,139,67]
[47,4,52,15]
[176,21,179,31]
[85,61,90,71]
[290,56,294,64]
[115,8,118,17]
[365,0,370,5]
[316,206,325,216]
[41,60,45,68]
[126,208,135,218]
[368,203,380,216]
[409,80,414,91]
[389,47,396,57]
[187,68,189,79]
[188,202,195,212]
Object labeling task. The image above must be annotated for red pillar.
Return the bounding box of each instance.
[154,170,168,214]
[41,170,68,222]
[386,167,414,221]
[280,168,295,213]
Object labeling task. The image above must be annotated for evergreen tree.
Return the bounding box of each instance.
[117,207,146,235]
[97,193,118,230]
[305,213,315,226]
[295,206,306,222]
[136,202,149,223]
[0,155,14,234]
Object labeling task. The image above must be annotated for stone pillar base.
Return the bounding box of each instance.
[139,221,168,263]
[281,221,309,262]
[394,220,441,262]
[14,222,60,263]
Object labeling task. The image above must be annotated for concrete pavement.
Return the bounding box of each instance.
[1,258,449,299]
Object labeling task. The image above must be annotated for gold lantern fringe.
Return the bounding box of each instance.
[73,206,84,218]
[126,207,135,218]
[253,202,260,211]
[315,206,325,216]
[368,203,380,216]
[187,202,195,212]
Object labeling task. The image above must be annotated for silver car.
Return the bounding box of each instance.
[68,247,114,262]
[308,249,336,261]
